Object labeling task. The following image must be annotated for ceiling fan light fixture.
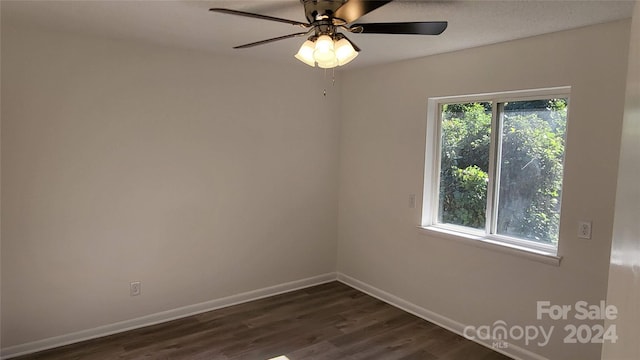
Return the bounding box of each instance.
[335,38,358,66]
[295,40,316,67]
[294,35,358,69]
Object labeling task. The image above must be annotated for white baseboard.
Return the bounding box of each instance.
[336,272,549,360]
[1,273,337,359]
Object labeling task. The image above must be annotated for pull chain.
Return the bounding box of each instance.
[323,68,327,97]
[332,67,335,87]
[322,68,337,98]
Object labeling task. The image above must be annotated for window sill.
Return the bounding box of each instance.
[416,226,562,266]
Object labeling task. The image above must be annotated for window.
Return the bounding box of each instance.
[422,88,570,256]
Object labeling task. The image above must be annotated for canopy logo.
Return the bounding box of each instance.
[463,320,553,348]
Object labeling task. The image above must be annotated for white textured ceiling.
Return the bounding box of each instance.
[1,0,635,69]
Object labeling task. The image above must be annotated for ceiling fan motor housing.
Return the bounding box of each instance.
[302,0,348,23]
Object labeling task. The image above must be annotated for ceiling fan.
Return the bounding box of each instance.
[209,0,447,68]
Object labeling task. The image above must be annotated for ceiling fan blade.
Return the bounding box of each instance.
[352,21,448,35]
[209,8,310,28]
[233,32,310,49]
[334,0,392,24]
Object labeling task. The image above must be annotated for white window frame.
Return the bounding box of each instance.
[421,87,571,262]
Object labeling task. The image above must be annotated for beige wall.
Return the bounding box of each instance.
[603,2,640,360]
[0,24,340,347]
[338,20,630,360]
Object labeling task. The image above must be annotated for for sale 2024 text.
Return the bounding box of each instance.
[537,300,618,344]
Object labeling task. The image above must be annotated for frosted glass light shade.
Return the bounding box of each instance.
[317,57,339,69]
[335,38,358,66]
[294,40,316,67]
[313,35,335,63]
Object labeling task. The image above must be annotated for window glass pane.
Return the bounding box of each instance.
[438,102,492,229]
[496,99,568,244]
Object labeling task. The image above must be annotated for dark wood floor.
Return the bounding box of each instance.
[16,281,511,360]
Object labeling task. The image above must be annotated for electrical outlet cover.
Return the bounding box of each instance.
[578,221,592,239]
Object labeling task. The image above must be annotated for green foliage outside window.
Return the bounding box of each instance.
[438,99,567,244]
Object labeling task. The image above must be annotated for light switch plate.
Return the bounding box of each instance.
[409,194,416,208]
